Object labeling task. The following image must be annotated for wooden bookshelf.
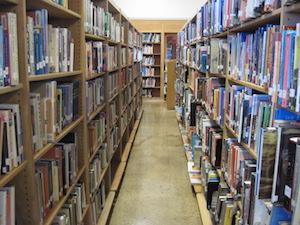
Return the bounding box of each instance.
[0,0,143,224]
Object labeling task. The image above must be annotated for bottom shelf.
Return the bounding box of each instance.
[196,192,213,225]
[98,191,116,225]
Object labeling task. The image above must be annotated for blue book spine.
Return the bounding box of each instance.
[0,26,4,87]
[3,33,9,86]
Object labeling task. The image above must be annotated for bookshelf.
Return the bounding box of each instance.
[177,0,300,224]
[0,0,143,225]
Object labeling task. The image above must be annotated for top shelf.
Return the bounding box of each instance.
[26,0,81,19]
[285,2,300,12]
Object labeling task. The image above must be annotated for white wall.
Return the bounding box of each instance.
[113,0,207,20]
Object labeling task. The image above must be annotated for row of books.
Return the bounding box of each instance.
[121,47,127,66]
[142,78,156,88]
[143,45,154,54]
[91,181,106,225]
[0,104,24,175]
[179,0,281,44]
[108,100,118,128]
[108,71,119,99]
[26,9,74,75]
[142,33,160,43]
[120,69,126,89]
[0,13,19,87]
[189,44,208,72]
[142,66,155,76]
[0,186,15,225]
[142,56,157,66]
[107,45,118,71]
[30,80,80,152]
[86,77,105,118]
[109,126,119,155]
[88,112,106,157]
[89,144,108,197]
[86,41,105,77]
[84,0,125,42]
[35,132,78,219]
[53,182,87,225]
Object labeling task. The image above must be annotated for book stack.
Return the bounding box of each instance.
[107,45,118,71]
[86,77,105,117]
[86,41,105,77]
[121,47,127,66]
[26,9,75,75]
[105,13,120,42]
[0,12,19,87]
[91,181,106,224]
[142,33,161,43]
[108,100,118,129]
[108,72,119,99]
[0,186,15,225]
[84,0,105,37]
[53,182,86,225]
[143,45,154,54]
[143,78,156,88]
[88,112,106,156]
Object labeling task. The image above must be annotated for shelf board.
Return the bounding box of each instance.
[29,71,82,82]
[121,143,132,162]
[196,193,213,225]
[34,116,84,161]
[85,33,106,41]
[0,84,23,95]
[121,43,127,47]
[108,40,120,45]
[285,2,300,12]
[98,191,116,225]
[225,124,258,159]
[108,67,119,73]
[228,77,268,94]
[143,53,161,56]
[142,75,161,78]
[1,0,18,4]
[142,86,160,89]
[142,64,160,67]
[0,161,28,188]
[142,42,160,45]
[26,0,81,19]
[210,31,228,38]
[230,8,281,32]
[108,92,119,103]
[111,161,126,191]
[189,85,194,91]
[277,105,300,115]
[43,166,85,225]
[209,72,227,78]
[86,72,106,81]
[88,103,106,123]
[121,65,127,69]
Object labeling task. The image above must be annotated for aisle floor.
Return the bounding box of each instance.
[109,99,201,225]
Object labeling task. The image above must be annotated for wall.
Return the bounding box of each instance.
[113,0,206,20]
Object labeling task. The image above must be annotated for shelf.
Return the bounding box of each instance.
[43,166,85,225]
[143,53,161,56]
[85,33,107,41]
[34,116,84,162]
[228,77,268,94]
[0,161,28,188]
[189,85,194,92]
[225,124,258,159]
[88,103,106,122]
[26,0,81,19]
[121,65,127,69]
[196,193,213,225]
[108,68,119,73]
[142,86,160,89]
[108,40,120,45]
[110,162,126,191]
[142,64,160,67]
[121,143,132,162]
[88,135,107,164]
[98,191,116,225]
[86,72,106,81]
[285,2,300,12]
[28,71,82,82]
[0,84,23,95]
[230,8,281,32]
[142,42,160,44]
[142,75,161,78]
[1,0,18,4]
[108,92,119,103]
[209,72,227,78]
[210,31,228,38]
[121,43,127,47]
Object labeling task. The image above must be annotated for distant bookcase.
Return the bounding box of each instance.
[142,32,162,98]
[177,0,300,225]
[0,0,143,225]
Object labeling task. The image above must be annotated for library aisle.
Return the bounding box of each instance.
[110,99,201,225]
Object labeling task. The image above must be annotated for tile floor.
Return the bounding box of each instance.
[109,99,201,225]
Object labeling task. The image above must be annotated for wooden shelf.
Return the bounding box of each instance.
[285,2,300,12]
[230,8,281,32]
[0,161,28,188]
[98,191,116,225]
[142,75,161,78]
[143,86,160,89]
[26,0,81,19]
[88,135,107,163]
[210,31,228,38]
[108,40,120,45]
[196,193,213,225]
[28,71,82,82]
[34,116,84,162]
[142,64,160,67]
[0,84,23,95]
[85,33,107,41]
[86,72,106,81]
[90,164,109,200]
[121,143,132,162]
[111,162,126,191]
[108,67,119,73]
[209,72,227,78]
[43,166,85,225]
[108,92,119,103]
[228,77,268,94]
[225,123,258,159]
[1,0,18,5]
[88,103,107,123]
[142,42,160,44]
[143,53,161,56]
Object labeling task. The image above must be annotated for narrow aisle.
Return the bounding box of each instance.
[110,99,201,225]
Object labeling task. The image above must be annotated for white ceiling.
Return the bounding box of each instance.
[113,0,207,20]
